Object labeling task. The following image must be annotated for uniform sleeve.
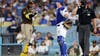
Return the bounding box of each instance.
[60,7,69,17]
[29,12,37,18]
[77,7,81,14]
[91,10,96,19]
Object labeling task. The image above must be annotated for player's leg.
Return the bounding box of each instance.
[57,22,68,56]
[25,24,33,43]
[57,36,67,56]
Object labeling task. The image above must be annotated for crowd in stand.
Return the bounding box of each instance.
[0,0,100,28]
[0,0,56,26]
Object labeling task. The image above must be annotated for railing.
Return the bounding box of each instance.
[0,36,2,56]
[0,34,23,56]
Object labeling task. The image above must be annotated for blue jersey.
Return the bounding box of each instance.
[56,6,67,24]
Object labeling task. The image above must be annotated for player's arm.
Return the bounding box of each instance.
[92,18,97,33]
[72,7,79,15]
[72,1,81,15]
[60,7,72,29]
[91,10,97,33]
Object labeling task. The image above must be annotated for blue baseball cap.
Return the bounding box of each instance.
[56,0,64,5]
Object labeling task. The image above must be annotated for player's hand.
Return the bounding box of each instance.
[77,1,81,7]
[93,28,97,34]
[59,41,62,46]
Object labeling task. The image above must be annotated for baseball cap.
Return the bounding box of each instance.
[92,40,96,43]
[56,0,64,5]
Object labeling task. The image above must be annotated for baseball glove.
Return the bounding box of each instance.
[63,20,72,29]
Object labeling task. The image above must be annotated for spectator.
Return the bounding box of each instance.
[91,14,100,36]
[4,12,15,26]
[15,1,24,17]
[44,36,52,47]
[48,5,55,15]
[12,8,22,24]
[95,14,100,36]
[12,0,19,8]
[4,3,13,17]
[93,0,100,10]
[33,15,41,26]
[43,10,50,21]
[5,12,15,22]
[39,14,48,26]
[0,8,4,27]
[16,31,25,44]
[28,40,37,56]
[37,41,48,55]
[68,41,83,56]
[46,32,54,40]
[7,21,18,33]
[34,32,44,43]
[7,21,18,43]
[49,14,56,26]
[89,40,100,56]
[92,14,100,36]
[68,47,75,56]
[64,0,69,6]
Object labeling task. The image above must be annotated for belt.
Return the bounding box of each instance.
[79,24,90,25]
[23,23,32,24]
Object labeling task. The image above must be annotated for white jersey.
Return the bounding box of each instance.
[56,6,69,38]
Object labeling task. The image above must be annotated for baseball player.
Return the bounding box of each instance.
[56,2,71,56]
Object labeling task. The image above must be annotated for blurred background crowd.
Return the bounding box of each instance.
[0,0,100,56]
[0,0,99,27]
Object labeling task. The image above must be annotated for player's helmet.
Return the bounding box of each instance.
[56,0,64,6]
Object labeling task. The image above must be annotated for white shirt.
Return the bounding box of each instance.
[44,40,51,47]
[89,45,99,52]
[28,46,37,54]
[0,17,4,22]
[37,45,48,53]
[44,15,50,21]
[16,33,25,44]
